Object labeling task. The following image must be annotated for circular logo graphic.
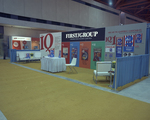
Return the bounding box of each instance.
[13,42,19,47]
[110,48,112,52]
[82,51,88,60]
[136,34,141,38]
[124,53,127,56]
[23,41,27,44]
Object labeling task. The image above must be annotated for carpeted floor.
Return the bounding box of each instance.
[16,60,147,91]
[0,59,150,120]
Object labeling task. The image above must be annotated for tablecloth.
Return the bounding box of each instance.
[41,57,66,72]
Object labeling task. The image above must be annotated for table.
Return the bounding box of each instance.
[108,70,115,87]
[41,57,66,72]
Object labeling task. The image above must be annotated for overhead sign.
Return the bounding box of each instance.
[62,28,105,41]
[12,36,31,41]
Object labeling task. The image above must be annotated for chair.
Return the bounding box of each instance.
[34,52,42,60]
[65,58,77,73]
[93,61,112,84]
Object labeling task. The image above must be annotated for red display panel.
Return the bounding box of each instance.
[61,42,70,64]
[79,41,91,69]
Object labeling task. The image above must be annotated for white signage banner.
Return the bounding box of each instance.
[105,45,115,52]
[40,32,62,57]
[12,36,31,41]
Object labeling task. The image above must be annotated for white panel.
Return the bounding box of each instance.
[103,12,111,27]
[17,28,32,37]
[125,19,136,25]
[0,0,4,12]
[68,0,80,25]
[82,0,120,14]
[109,14,119,26]
[3,0,24,15]
[4,26,19,36]
[42,0,57,21]
[89,7,99,28]
[79,4,89,26]
[25,0,42,18]
[56,0,69,23]
[97,11,105,28]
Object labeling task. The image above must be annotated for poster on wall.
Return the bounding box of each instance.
[105,45,115,52]
[71,47,77,59]
[116,37,123,46]
[63,47,68,58]
[123,52,133,57]
[81,48,88,60]
[116,37,123,57]
[109,53,113,58]
[116,47,122,57]
[93,48,102,61]
[135,33,142,43]
[124,35,134,52]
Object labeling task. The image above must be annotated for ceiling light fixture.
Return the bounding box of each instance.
[108,0,113,6]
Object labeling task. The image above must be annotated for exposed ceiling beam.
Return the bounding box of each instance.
[135,4,150,15]
[117,1,149,9]
[138,14,150,16]
[117,0,147,7]
[120,7,150,10]
[114,0,122,8]
[94,0,108,6]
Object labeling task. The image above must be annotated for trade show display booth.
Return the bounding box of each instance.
[10,36,40,62]
[10,23,149,90]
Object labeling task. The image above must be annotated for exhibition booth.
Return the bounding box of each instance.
[10,36,40,62]
[10,23,150,90]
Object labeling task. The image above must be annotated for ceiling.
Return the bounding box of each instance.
[94,0,150,22]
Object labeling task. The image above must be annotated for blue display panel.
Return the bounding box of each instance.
[70,42,80,67]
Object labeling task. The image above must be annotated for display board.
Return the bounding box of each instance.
[61,42,70,64]
[40,32,61,57]
[10,36,31,50]
[79,42,91,69]
[70,42,80,67]
[90,41,105,69]
[105,23,147,61]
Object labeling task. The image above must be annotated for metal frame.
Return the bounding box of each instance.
[68,66,77,73]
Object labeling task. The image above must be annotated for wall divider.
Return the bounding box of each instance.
[112,54,149,91]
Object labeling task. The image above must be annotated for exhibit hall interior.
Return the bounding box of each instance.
[0,0,150,120]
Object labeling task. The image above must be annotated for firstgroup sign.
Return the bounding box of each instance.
[62,28,105,42]
[66,31,98,38]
